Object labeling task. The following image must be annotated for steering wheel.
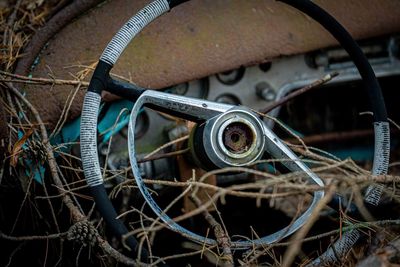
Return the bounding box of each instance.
[80,0,390,264]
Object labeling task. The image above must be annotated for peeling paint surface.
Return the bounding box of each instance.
[26,0,400,128]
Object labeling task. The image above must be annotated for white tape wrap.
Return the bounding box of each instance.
[365,121,390,206]
[100,0,170,66]
[81,92,103,187]
[307,230,360,266]
[308,121,390,266]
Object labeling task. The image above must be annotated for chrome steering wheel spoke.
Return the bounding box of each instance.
[127,90,325,248]
[263,124,324,187]
[140,90,234,121]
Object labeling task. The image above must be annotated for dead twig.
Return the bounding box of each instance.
[0,71,89,86]
[3,81,84,221]
[143,135,189,159]
[260,72,338,114]
[282,185,336,267]
[1,82,146,266]
[0,231,68,241]
[189,194,234,267]
[137,148,189,163]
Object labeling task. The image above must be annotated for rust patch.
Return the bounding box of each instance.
[223,122,254,154]
[24,0,400,129]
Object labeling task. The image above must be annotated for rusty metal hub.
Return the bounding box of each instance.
[222,121,254,154]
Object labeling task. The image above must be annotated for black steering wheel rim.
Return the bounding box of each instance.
[80,0,390,264]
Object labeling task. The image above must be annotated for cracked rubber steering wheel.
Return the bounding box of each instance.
[80,0,390,263]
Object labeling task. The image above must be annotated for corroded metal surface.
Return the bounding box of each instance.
[223,122,254,154]
[26,0,400,128]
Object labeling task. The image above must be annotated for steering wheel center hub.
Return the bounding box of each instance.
[198,108,266,168]
[218,117,258,160]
